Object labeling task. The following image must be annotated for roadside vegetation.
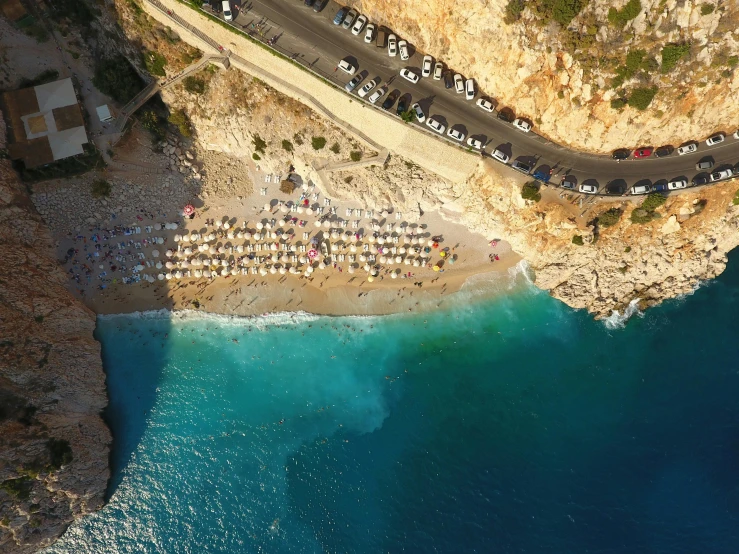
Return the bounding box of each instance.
[572,235,584,246]
[252,134,267,155]
[91,179,112,198]
[312,136,327,150]
[168,109,192,137]
[281,140,293,152]
[521,182,541,202]
[143,51,167,77]
[630,193,666,223]
[505,0,587,26]
[350,151,362,162]
[596,208,622,227]
[660,43,691,74]
[607,0,641,27]
[93,56,144,104]
[183,76,206,94]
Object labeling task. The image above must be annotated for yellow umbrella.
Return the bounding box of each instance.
[433,265,440,272]
[368,276,375,283]
[439,251,446,258]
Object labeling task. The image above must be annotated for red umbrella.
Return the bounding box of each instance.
[307,249,318,259]
[183,204,195,216]
[303,199,310,206]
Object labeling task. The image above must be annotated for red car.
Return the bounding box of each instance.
[633,147,653,158]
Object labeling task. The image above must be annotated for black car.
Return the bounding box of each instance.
[396,96,408,116]
[313,0,328,11]
[654,145,674,158]
[497,109,514,123]
[612,149,630,160]
[382,90,399,110]
[304,0,315,6]
[692,175,709,186]
[443,71,453,89]
[605,180,627,195]
[210,0,221,12]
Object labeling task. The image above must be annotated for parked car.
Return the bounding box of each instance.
[375,26,387,47]
[512,118,532,133]
[692,175,709,186]
[341,9,357,29]
[337,59,356,75]
[467,137,483,150]
[222,1,232,21]
[511,160,532,174]
[667,179,688,190]
[476,98,494,113]
[560,176,576,190]
[433,62,443,80]
[492,149,510,164]
[304,0,316,7]
[654,145,674,158]
[464,79,475,100]
[532,169,550,183]
[367,87,386,104]
[381,90,399,110]
[447,128,465,142]
[696,159,714,170]
[426,117,446,134]
[387,34,397,56]
[443,72,454,89]
[351,14,367,35]
[344,73,363,92]
[579,183,598,194]
[677,142,698,155]
[630,184,651,195]
[497,110,513,123]
[612,149,630,160]
[411,102,425,123]
[710,169,732,182]
[605,180,627,195]
[422,56,433,78]
[734,129,739,139]
[399,68,419,83]
[357,78,378,98]
[333,6,348,25]
[652,181,669,193]
[396,96,407,116]
[706,133,725,146]
[398,40,409,61]
[313,0,328,12]
[453,74,464,93]
[633,147,653,158]
[364,23,375,43]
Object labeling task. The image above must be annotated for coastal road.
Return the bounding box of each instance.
[223,0,739,194]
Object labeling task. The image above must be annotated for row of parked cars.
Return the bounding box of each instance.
[612,131,739,160]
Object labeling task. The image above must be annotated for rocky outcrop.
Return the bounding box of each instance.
[0,116,111,553]
[356,0,739,152]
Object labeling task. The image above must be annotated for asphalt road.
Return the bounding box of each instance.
[224,0,739,195]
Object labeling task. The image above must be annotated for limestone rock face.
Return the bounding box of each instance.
[0,116,111,553]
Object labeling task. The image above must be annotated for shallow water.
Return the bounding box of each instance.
[45,256,739,553]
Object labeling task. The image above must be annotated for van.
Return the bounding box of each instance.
[375,27,387,48]
[222,0,232,20]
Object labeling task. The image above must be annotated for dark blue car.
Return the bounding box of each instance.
[333,6,348,25]
[652,182,669,193]
[533,170,550,183]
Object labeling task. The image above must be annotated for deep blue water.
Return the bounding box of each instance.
[45,259,739,553]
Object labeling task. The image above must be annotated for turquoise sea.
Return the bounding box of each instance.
[45,257,739,554]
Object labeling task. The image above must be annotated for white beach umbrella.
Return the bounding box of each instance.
[367,235,376,244]
[184,247,192,255]
[244,232,252,240]
[157,273,164,280]
[271,254,279,262]
[224,222,231,230]
[218,246,226,254]
[207,233,215,241]
[165,261,174,269]
[165,272,172,280]
[350,245,357,253]
[237,231,244,239]
[154,223,162,231]
[236,245,244,253]
[314,220,321,228]
[395,256,403,264]
[181,233,190,242]
[289,266,299,274]
[322,220,331,229]
[280,205,289,213]
[404,258,412,265]
[181,260,190,268]
[259,267,268,276]
[381,210,389,218]
[155,261,163,269]
[418,238,426,246]
[215,220,223,228]
[330,231,339,239]
[413,260,421,267]
[221,259,229,267]
[306,266,314,274]
[227,231,235,239]
[156,237,164,244]
[256,222,264,230]
[280,254,289,263]
[348,265,355,274]
[165,249,174,257]
[203,269,212,278]
[219,268,228,276]
[359,254,367,262]
[391,271,398,279]
[279,267,287,275]
[194,269,203,278]
[152,249,160,257]
[231,268,239,276]
[269,267,277,275]
[380,256,387,264]
[206,245,215,255]
[363,264,371,272]
[306,208,313,216]
[174,234,181,242]
[270,231,278,239]
[299,256,307,264]
[270,244,278,251]
[399,247,406,254]
[370,246,378,254]
[318,262,326,270]
[411,237,419,245]
[174,270,182,279]
[263,203,271,212]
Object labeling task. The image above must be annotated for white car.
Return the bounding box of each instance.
[454,74,464,93]
[447,127,466,142]
[337,59,356,75]
[411,102,425,123]
[426,117,446,134]
[364,23,375,43]
[398,40,409,61]
[710,169,732,182]
[667,179,688,190]
[367,87,386,104]
[630,184,651,195]
[357,78,378,98]
[579,183,598,194]
[433,62,443,80]
[464,79,475,100]
[351,14,367,35]
[399,68,419,84]
[387,34,397,57]
[705,133,725,146]
[341,9,357,30]
[677,142,698,155]
[476,98,494,113]
[467,137,483,150]
[222,1,232,21]
[734,129,739,139]
[492,149,509,163]
[512,118,532,132]
[421,55,433,78]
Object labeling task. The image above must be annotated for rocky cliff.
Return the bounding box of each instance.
[0,116,111,553]
[356,0,739,152]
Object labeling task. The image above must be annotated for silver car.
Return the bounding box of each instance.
[454,74,464,94]
[411,102,425,123]
[433,61,443,80]
[492,149,509,163]
[447,127,466,142]
[579,183,598,194]
[422,55,433,78]
[387,34,397,57]
[677,142,698,155]
[398,40,409,61]
[426,117,446,134]
[341,9,357,30]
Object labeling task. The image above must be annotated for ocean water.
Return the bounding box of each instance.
[45,259,739,554]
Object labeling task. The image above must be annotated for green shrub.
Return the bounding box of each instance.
[293,133,304,146]
[344,176,353,184]
[630,208,653,224]
[729,56,739,68]
[610,97,628,110]
[350,151,362,162]
[641,192,667,211]
[252,134,267,154]
[572,235,584,246]
[143,51,167,77]
[91,179,111,198]
[700,3,715,15]
[140,110,166,142]
[597,208,622,227]
[607,0,641,27]
[400,110,415,123]
[504,0,525,23]
[0,477,33,500]
[252,153,261,161]
[47,438,73,470]
[628,86,658,110]
[183,76,205,94]
[168,109,192,137]
[624,246,632,253]
[281,140,293,152]
[557,90,565,99]
[521,182,541,202]
[93,56,144,104]
[661,43,690,73]
[312,136,326,150]
[330,142,340,154]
